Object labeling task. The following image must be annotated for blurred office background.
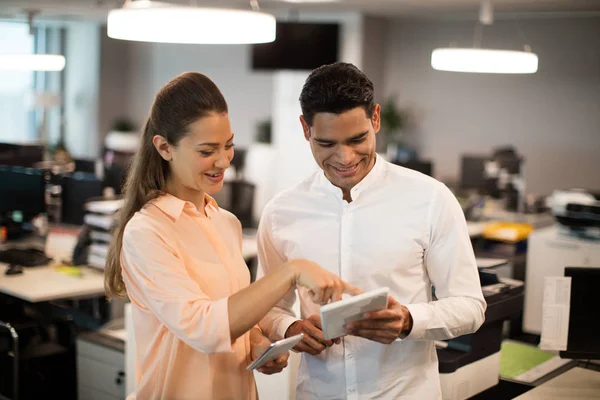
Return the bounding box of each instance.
[1,1,599,399]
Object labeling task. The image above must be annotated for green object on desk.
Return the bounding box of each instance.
[55,265,83,277]
[500,340,555,380]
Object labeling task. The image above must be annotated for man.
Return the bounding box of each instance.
[257,62,486,399]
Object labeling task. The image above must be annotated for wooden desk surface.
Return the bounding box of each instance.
[514,367,600,399]
[0,262,106,303]
[0,233,259,303]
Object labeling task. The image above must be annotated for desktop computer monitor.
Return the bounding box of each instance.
[396,160,434,177]
[460,156,488,191]
[0,165,46,218]
[560,267,600,360]
[0,142,44,167]
[61,172,104,225]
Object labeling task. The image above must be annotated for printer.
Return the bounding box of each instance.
[437,269,524,400]
[550,188,600,238]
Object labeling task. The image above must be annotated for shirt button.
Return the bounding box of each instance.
[348,388,357,394]
[346,352,354,359]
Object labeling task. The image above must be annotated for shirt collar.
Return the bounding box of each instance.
[316,154,386,202]
[152,192,219,221]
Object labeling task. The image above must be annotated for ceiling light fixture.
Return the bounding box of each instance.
[431,1,538,74]
[0,54,66,71]
[107,0,276,44]
[0,11,66,71]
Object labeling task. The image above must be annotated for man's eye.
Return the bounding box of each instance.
[319,143,334,148]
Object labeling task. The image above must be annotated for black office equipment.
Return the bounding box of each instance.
[397,160,433,177]
[61,172,104,225]
[0,142,44,167]
[0,248,52,267]
[252,22,339,71]
[460,155,488,191]
[560,267,600,360]
[0,166,46,219]
[73,158,97,174]
[211,180,256,229]
[230,147,247,179]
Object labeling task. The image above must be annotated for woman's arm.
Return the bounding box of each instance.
[228,258,359,340]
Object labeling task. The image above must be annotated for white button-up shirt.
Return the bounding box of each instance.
[257,156,486,400]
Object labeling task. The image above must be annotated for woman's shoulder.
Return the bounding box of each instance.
[214,207,242,234]
[123,200,172,240]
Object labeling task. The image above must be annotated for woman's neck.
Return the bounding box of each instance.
[165,179,206,214]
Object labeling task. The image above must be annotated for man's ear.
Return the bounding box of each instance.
[371,104,381,134]
[152,135,173,161]
[300,115,311,141]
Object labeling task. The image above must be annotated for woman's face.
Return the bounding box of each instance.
[158,112,235,197]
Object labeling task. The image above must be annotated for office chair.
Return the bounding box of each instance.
[0,321,19,400]
[212,180,256,229]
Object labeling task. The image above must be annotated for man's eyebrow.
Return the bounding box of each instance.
[313,131,369,144]
[196,134,234,147]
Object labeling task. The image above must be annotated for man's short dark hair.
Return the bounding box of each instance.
[299,62,375,126]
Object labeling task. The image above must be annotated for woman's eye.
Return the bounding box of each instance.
[225,143,235,150]
[199,151,214,156]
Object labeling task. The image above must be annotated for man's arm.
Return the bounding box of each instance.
[347,183,486,343]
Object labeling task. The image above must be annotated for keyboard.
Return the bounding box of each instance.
[0,248,53,267]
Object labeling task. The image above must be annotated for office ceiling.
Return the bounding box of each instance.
[0,0,599,22]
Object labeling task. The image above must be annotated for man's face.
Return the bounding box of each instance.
[301,105,380,195]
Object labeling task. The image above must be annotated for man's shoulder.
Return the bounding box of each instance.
[263,172,319,214]
[383,159,445,194]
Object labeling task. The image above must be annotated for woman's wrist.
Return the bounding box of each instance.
[281,260,299,288]
[249,326,264,345]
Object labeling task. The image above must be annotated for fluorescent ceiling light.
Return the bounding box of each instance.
[0,54,66,71]
[107,1,276,44]
[431,48,538,74]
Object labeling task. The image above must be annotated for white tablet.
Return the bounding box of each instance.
[247,333,304,371]
[320,287,390,340]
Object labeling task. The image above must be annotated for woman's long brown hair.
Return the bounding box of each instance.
[104,72,228,298]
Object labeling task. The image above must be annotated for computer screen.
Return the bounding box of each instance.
[0,142,44,167]
[560,267,600,360]
[396,160,433,177]
[460,156,488,190]
[0,165,46,217]
[251,22,339,71]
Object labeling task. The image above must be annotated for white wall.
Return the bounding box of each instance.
[125,41,273,147]
[383,16,600,195]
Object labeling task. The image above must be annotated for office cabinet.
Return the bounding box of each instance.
[77,333,125,400]
[523,226,600,334]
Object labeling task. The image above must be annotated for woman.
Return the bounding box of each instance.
[104,72,358,400]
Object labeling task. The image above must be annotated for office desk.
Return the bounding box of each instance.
[0,231,258,304]
[0,262,106,303]
[514,367,600,399]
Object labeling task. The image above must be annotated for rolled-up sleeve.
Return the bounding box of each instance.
[121,222,234,354]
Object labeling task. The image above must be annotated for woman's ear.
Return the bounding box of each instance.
[152,135,173,161]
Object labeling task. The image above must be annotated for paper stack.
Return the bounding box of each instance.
[83,199,124,270]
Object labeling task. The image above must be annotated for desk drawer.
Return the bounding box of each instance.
[77,339,125,399]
